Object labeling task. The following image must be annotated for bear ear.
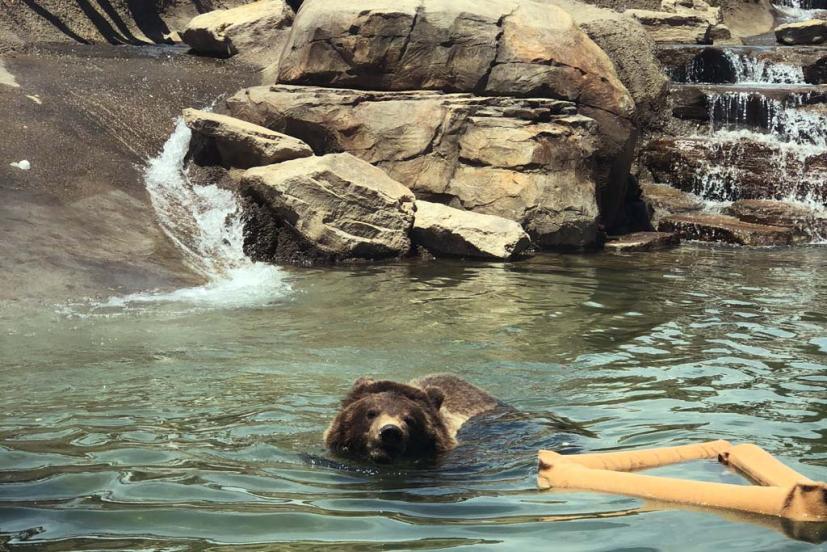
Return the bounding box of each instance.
[352,377,375,389]
[424,386,445,411]
[342,377,375,406]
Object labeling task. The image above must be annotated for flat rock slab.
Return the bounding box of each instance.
[658,213,794,246]
[625,10,711,44]
[776,20,827,46]
[183,108,312,168]
[725,199,826,241]
[604,231,680,252]
[240,153,416,260]
[412,200,532,260]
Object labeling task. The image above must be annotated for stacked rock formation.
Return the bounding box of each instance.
[179,0,673,261]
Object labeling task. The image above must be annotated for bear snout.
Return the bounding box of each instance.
[380,424,404,444]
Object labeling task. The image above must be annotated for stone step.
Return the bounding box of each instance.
[604,232,680,252]
[724,199,827,240]
[657,213,795,245]
[656,44,827,84]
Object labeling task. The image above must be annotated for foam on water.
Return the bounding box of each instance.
[104,119,289,310]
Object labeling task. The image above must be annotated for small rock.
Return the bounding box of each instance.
[604,231,680,252]
[411,200,532,260]
[240,153,416,261]
[775,19,827,46]
[10,160,31,170]
[658,213,794,246]
[183,108,313,169]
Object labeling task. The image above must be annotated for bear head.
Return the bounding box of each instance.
[324,377,455,464]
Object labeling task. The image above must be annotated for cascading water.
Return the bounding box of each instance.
[772,0,827,20]
[721,52,804,85]
[682,49,805,86]
[105,119,290,309]
[682,91,827,210]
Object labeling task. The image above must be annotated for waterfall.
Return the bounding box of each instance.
[679,91,827,209]
[683,51,804,85]
[722,52,804,85]
[705,91,827,147]
[107,119,290,309]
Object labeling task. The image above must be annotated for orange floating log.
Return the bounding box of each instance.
[720,443,812,487]
[540,439,732,472]
[537,442,827,523]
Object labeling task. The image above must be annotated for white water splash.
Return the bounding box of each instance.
[108,119,289,309]
[723,52,804,85]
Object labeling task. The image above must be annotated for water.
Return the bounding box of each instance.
[2,246,827,550]
[667,40,827,212]
[2,101,826,550]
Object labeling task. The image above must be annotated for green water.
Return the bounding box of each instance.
[1,245,826,550]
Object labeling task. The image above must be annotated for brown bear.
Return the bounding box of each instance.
[324,374,500,463]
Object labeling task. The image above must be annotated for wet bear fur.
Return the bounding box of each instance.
[324,374,499,463]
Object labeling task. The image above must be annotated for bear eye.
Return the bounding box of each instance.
[403,415,416,426]
[366,409,379,419]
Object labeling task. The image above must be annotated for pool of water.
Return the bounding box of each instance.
[1,246,826,550]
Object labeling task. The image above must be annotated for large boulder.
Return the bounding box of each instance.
[776,20,827,46]
[540,0,668,230]
[240,153,416,260]
[276,0,634,120]
[182,0,294,74]
[227,85,604,249]
[412,201,532,260]
[183,108,313,168]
